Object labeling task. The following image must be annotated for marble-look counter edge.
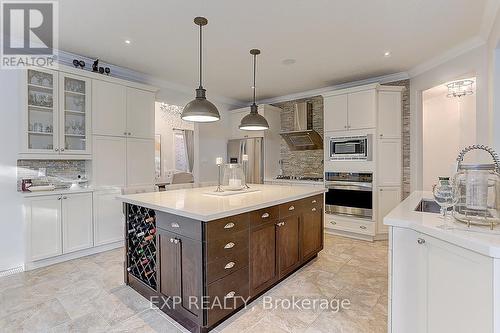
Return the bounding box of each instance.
[384,191,500,258]
[118,185,326,222]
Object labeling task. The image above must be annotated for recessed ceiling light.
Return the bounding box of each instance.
[282,58,296,65]
[384,51,391,57]
[125,40,131,44]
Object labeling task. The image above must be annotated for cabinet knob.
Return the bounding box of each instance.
[171,222,180,228]
[224,242,235,249]
[344,125,347,129]
[288,205,295,211]
[55,148,59,151]
[169,238,174,243]
[225,291,236,298]
[276,222,285,227]
[417,238,426,245]
[224,222,235,229]
[60,148,65,151]
[311,207,317,212]
[261,212,270,219]
[359,225,367,230]
[128,132,131,136]
[62,196,67,199]
[57,196,62,200]
[330,221,337,225]
[312,200,317,204]
[224,262,235,269]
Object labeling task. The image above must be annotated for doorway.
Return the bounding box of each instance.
[421,78,476,190]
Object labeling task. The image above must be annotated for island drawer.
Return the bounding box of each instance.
[206,248,249,284]
[279,199,303,218]
[156,211,202,241]
[206,266,249,327]
[206,213,249,240]
[300,194,324,209]
[249,205,279,226]
[206,229,249,262]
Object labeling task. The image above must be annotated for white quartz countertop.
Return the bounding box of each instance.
[118,184,326,221]
[384,191,500,258]
[20,187,94,197]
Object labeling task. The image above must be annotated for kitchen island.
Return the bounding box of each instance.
[118,184,326,332]
[385,191,500,333]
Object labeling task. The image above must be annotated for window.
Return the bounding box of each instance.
[174,131,188,172]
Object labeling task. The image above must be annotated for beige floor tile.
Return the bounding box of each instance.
[50,311,111,333]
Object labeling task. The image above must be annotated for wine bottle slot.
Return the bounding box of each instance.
[136,231,145,237]
[145,216,155,223]
[127,228,136,234]
[149,228,156,235]
[144,235,154,241]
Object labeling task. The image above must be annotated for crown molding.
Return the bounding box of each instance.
[407,37,485,78]
[56,49,245,107]
[256,72,409,105]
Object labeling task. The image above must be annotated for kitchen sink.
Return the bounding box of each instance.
[415,199,451,214]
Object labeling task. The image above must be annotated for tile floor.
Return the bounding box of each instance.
[0,234,388,332]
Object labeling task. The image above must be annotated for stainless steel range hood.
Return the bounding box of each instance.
[280,101,323,151]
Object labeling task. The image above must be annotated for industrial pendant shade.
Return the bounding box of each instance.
[239,49,269,131]
[182,17,220,123]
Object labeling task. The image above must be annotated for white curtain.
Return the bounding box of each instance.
[183,130,195,173]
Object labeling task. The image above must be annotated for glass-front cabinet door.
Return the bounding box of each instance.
[26,68,59,153]
[59,73,91,155]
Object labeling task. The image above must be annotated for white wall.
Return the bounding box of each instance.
[487,9,500,154]
[410,45,488,191]
[422,85,476,191]
[0,70,24,272]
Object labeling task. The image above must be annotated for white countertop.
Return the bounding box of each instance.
[264,178,325,186]
[20,187,94,197]
[384,191,500,258]
[118,184,326,221]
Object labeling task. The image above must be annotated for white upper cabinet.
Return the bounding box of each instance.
[59,73,92,155]
[323,94,348,132]
[61,193,93,253]
[377,138,402,186]
[126,137,155,187]
[378,90,402,138]
[92,80,126,136]
[92,135,127,187]
[126,88,155,139]
[347,89,376,130]
[323,86,376,132]
[24,68,59,154]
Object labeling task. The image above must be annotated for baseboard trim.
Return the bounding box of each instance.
[25,241,123,271]
[0,265,25,277]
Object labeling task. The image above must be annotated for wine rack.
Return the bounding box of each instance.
[126,204,157,290]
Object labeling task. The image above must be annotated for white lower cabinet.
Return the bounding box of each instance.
[27,193,93,262]
[391,227,494,333]
[62,193,93,253]
[126,137,155,187]
[93,189,124,246]
[27,196,63,261]
[376,187,401,234]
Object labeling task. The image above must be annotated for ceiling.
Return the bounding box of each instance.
[59,0,488,103]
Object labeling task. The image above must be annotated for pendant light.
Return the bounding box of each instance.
[239,49,269,131]
[181,17,220,123]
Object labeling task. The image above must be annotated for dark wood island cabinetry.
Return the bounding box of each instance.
[122,189,324,333]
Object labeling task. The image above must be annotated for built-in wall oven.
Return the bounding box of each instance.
[324,172,373,219]
[329,135,372,161]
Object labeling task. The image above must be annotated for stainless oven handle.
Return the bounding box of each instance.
[325,181,372,189]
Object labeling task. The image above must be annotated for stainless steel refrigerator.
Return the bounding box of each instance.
[227,138,264,184]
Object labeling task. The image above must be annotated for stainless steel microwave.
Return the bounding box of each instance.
[329,135,372,161]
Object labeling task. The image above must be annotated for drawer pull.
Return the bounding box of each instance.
[169,238,174,243]
[171,222,180,228]
[170,238,179,244]
[276,221,285,227]
[261,212,270,219]
[225,291,236,298]
[288,205,295,211]
[417,238,426,245]
[311,208,317,212]
[330,221,337,225]
[359,225,367,230]
[224,222,235,229]
[312,200,317,204]
[224,262,235,269]
[224,242,235,249]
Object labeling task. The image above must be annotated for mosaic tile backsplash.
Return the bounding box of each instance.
[273,96,324,177]
[17,160,87,190]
